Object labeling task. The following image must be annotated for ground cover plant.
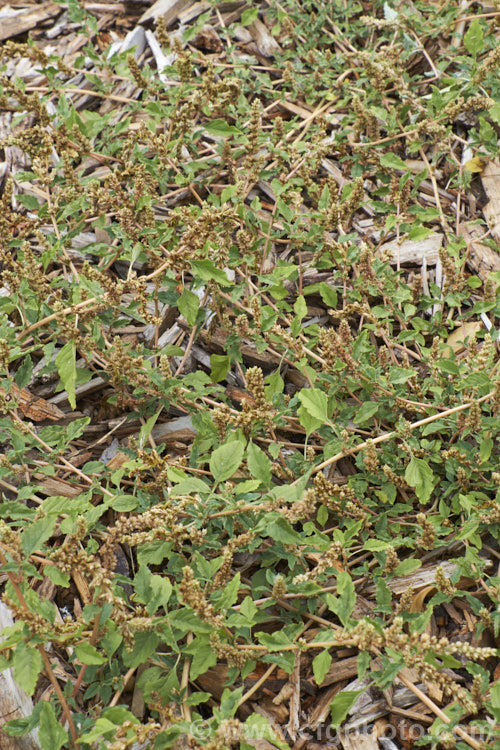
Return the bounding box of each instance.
[2,0,500,748]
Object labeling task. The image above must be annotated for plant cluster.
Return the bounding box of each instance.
[1,1,500,748]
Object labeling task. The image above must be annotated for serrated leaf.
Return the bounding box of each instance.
[293,294,307,321]
[134,566,172,615]
[21,514,57,557]
[74,642,107,665]
[139,409,161,449]
[353,401,379,424]
[204,119,241,137]
[39,701,68,750]
[55,340,76,409]
[243,713,290,750]
[393,558,422,577]
[191,260,231,285]
[312,649,332,685]
[16,194,40,210]
[247,441,272,486]
[405,457,435,503]
[241,7,259,25]
[178,288,199,326]
[383,2,399,21]
[14,355,32,388]
[266,515,302,545]
[330,689,365,728]
[319,282,338,308]
[408,224,431,242]
[464,18,484,56]
[380,153,407,171]
[210,441,244,484]
[325,572,356,626]
[12,643,42,696]
[298,388,329,422]
[210,354,230,383]
[185,635,217,680]
[298,404,322,436]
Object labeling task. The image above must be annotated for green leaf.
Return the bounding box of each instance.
[464,18,484,56]
[240,7,259,26]
[139,409,162,449]
[489,681,500,722]
[353,401,379,424]
[389,367,416,384]
[44,565,70,587]
[16,194,40,210]
[293,294,307,321]
[257,624,302,651]
[191,260,231,285]
[79,718,120,743]
[55,340,77,409]
[265,370,284,399]
[111,494,138,512]
[313,650,332,685]
[178,288,199,326]
[214,573,240,610]
[393,558,422,577]
[74,642,107,666]
[266,515,302,545]
[298,388,329,422]
[38,702,68,750]
[380,153,407,171]
[325,572,356,626]
[204,119,242,137]
[298,404,322,436]
[480,437,493,463]
[319,283,338,308]
[21,515,57,557]
[123,631,160,669]
[13,643,42,696]
[210,441,244,484]
[247,441,272,486]
[435,359,459,375]
[243,714,290,750]
[134,566,172,615]
[408,224,431,241]
[330,689,365,728]
[15,355,32,388]
[185,635,218,679]
[405,457,435,503]
[210,354,230,383]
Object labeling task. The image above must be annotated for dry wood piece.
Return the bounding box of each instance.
[0,602,41,750]
[305,655,358,689]
[139,0,195,24]
[363,560,458,597]
[248,19,280,58]
[481,161,500,244]
[458,221,500,281]
[0,3,61,42]
[339,728,379,750]
[379,232,443,266]
[1,383,65,422]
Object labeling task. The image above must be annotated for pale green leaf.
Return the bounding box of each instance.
[210,441,244,484]
[39,701,68,750]
[247,441,272,486]
[464,18,484,56]
[313,650,332,686]
[405,457,435,503]
[12,643,42,696]
[298,388,329,422]
[330,689,365,728]
[55,340,76,409]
